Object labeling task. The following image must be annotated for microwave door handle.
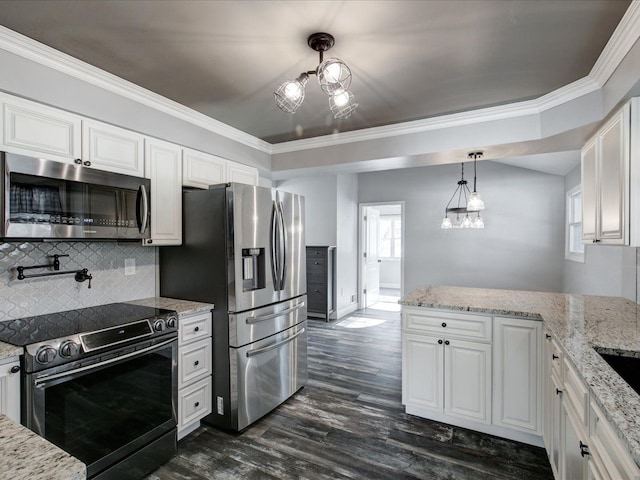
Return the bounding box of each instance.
[137,184,149,233]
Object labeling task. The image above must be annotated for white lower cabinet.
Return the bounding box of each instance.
[144,138,182,246]
[562,404,589,480]
[177,311,213,440]
[493,317,541,434]
[0,356,20,423]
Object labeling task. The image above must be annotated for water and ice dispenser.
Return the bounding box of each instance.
[242,248,265,291]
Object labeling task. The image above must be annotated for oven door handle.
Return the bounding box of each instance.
[245,302,305,324]
[246,327,305,358]
[33,337,176,386]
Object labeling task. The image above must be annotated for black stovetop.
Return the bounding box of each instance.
[0,303,175,346]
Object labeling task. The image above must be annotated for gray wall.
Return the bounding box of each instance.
[358,161,566,294]
[562,165,637,300]
[277,174,359,319]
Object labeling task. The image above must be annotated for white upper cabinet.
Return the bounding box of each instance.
[82,119,145,177]
[182,148,226,188]
[144,138,182,246]
[227,161,259,186]
[581,98,638,245]
[1,93,81,163]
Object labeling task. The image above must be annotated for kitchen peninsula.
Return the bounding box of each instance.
[400,285,640,479]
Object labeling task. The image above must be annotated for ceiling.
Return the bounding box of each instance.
[0,0,630,148]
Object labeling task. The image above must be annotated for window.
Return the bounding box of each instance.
[566,186,585,262]
[379,215,401,259]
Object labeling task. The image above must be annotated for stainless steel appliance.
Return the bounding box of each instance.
[0,303,178,480]
[1,151,150,240]
[160,183,307,431]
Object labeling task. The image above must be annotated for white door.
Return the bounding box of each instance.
[364,207,381,307]
[402,333,443,412]
[492,317,540,433]
[444,338,491,424]
[144,138,182,246]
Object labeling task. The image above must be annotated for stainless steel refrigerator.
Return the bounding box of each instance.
[159,183,307,431]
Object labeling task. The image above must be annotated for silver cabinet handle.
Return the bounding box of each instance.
[246,327,305,358]
[246,302,305,324]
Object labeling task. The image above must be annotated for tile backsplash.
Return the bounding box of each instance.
[0,242,156,321]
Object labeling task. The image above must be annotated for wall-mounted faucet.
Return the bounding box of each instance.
[16,254,93,289]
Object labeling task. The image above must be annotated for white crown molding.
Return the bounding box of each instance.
[0,26,273,155]
[271,77,601,155]
[589,0,640,86]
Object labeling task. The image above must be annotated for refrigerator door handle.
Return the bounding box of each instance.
[277,201,287,290]
[246,327,305,358]
[270,200,280,290]
[245,302,305,324]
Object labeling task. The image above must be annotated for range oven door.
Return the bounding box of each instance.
[24,337,177,479]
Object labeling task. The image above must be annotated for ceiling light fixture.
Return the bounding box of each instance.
[441,152,486,229]
[274,32,358,119]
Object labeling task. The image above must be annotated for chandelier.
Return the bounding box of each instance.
[441,152,486,229]
[274,32,358,119]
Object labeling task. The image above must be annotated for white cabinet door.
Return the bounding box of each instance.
[82,119,145,176]
[444,338,491,424]
[563,405,588,480]
[182,148,227,189]
[597,106,629,244]
[1,93,81,163]
[493,317,541,434]
[402,333,443,412]
[226,161,259,186]
[144,138,182,246]
[581,138,598,243]
[550,373,563,478]
[0,357,20,423]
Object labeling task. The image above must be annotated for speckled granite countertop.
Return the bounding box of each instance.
[0,413,85,480]
[400,285,640,468]
[126,297,214,317]
[0,341,22,361]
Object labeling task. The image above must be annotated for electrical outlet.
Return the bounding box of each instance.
[217,396,224,415]
[351,294,357,303]
[124,258,136,276]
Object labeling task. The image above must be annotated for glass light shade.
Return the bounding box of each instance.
[274,74,308,113]
[462,215,472,228]
[473,215,485,229]
[441,216,452,229]
[329,90,358,119]
[317,58,352,95]
[467,192,485,211]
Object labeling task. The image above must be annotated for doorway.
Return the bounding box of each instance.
[358,202,404,311]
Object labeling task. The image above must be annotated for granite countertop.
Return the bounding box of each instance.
[0,341,22,361]
[400,285,640,468]
[0,413,85,480]
[126,297,214,317]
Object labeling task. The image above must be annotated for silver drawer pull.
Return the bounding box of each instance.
[246,302,305,324]
[246,327,305,358]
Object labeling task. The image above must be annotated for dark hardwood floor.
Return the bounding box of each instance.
[146,307,553,480]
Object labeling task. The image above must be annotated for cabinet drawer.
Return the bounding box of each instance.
[403,308,492,341]
[563,358,589,426]
[179,338,212,386]
[589,400,640,480]
[307,248,328,258]
[307,257,328,269]
[179,311,212,346]
[179,376,212,430]
[548,337,563,380]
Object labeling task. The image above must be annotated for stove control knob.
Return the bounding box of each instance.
[166,316,177,329]
[35,346,57,365]
[153,319,166,332]
[60,340,80,358]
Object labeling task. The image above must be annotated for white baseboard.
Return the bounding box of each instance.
[335,304,358,320]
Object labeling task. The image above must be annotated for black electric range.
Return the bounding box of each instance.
[0,302,178,373]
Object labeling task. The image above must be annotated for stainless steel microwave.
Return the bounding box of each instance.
[1,152,150,241]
